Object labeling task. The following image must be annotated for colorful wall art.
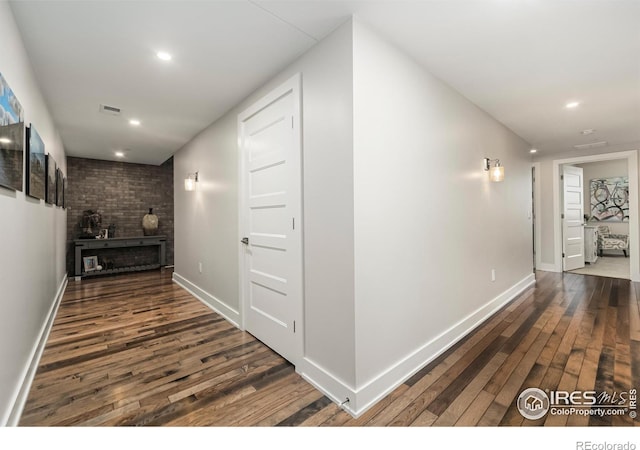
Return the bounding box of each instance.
[0,72,25,191]
[590,176,629,222]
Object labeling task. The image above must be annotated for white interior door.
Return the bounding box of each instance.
[563,165,585,271]
[238,75,302,365]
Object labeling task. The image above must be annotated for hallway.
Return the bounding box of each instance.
[20,270,640,426]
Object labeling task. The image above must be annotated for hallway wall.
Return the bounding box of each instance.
[174,19,357,392]
[0,1,67,425]
[352,20,534,409]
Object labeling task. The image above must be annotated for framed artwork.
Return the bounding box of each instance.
[62,177,66,209]
[98,229,109,239]
[0,72,25,192]
[56,168,63,207]
[26,125,45,200]
[590,177,629,222]
[45,154,56,205]
[83,255,98,272]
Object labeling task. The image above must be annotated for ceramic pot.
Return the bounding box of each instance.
[142,208,158,236]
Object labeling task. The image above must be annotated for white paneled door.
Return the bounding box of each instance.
[563,165,585,271]
[238,75,302,365]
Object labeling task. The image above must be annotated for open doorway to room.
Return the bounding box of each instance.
[567,159,630,279]
[553,151,639,281]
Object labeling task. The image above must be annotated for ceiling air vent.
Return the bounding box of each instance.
[573,141,608,150]
[99,104,121,115]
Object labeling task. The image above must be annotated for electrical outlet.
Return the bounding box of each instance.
[491,269,496,282]
[198,262,203,273]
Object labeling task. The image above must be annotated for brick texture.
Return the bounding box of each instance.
[66,156,174,274]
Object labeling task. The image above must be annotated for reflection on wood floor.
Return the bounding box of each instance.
[20,270,640,426]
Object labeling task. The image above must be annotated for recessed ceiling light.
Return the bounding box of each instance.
[565,101,580,109]
[0,137,11,144]
[115,151,125,158]
[529,148,538,154]
[157,51,172,61]
[580,129,596,135]
[129,119,141,126]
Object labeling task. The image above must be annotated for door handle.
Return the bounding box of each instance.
[241,237,249,245]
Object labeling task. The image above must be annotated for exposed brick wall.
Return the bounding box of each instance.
[66,156,174,274]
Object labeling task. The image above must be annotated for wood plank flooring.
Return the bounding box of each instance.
[20,269,639,426]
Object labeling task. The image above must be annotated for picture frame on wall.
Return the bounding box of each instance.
[62,176,66,209]
[0,72,25,192]
[45,154,56,205]
[56,168,64,207]
[26,125,46,200]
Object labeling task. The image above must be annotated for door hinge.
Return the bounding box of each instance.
[561,175,564,181]
[561,213,565,219]
[293,320,296,333]
[292,217,295,230]
[562,253,565,258]
[291,116,294,129]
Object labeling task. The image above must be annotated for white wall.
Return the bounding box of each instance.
[0,1,67,425]
[577,159,629,236]
[174,17,538,416]
[534,142,640,267]
[351,20,534,406]
[173,20,357,389]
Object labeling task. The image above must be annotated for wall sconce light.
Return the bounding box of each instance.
[185,172,198,191]
[483,158,504,182]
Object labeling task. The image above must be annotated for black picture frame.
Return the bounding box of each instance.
[62,176,67,209]
[56,168,64,207]
[26,125,45,200]
[45,154,56,205]
[0,72,25,192]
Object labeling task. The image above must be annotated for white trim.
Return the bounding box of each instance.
[2,274,68,426]
[297,358,357,417]
[237,73,304,365]
[349,273,536,417]
[296,273,536,418]
[537,262,561,273]
[552,150,639,280]
[172,272,241,328]
[533,162,542,271]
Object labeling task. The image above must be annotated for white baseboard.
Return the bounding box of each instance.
[172,272,241,329]
[2,274,68,426]
[330,272,536,417]
[297,358,357,417]
[537,263,560,272]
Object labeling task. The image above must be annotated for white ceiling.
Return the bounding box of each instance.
[9,1,640,164]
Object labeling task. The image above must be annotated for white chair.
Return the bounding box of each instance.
[597,225,629,257]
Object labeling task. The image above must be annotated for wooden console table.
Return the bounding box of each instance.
[74,236,166,280]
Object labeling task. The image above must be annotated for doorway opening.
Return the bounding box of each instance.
[552,151,638,281]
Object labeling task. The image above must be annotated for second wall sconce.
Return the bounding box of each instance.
[185,172,198,191]
[483,158,504,182]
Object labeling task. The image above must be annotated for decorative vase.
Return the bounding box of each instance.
[142,208,158,236]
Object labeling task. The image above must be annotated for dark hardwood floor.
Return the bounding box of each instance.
[20,269,639,426]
